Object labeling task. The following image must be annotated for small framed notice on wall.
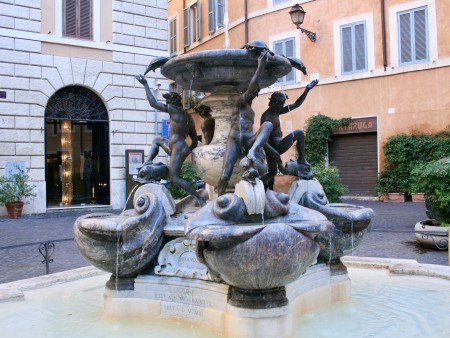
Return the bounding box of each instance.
[125,149,144,197]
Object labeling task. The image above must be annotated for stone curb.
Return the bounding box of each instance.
[342,256,450,281]
[0,266,106,303]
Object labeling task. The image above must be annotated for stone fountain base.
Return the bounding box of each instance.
[104,263,350,338]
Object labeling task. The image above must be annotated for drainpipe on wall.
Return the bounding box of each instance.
[244,0,249,44]
[381,0,387,71]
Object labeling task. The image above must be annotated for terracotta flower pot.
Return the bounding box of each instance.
[412,193,425,202]
[384,193,405,202]
[5,201,24,219]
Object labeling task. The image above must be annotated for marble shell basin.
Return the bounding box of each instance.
[73,193,166,277]
[185,202,333,290]
[161,49,292,93]
[414,220,448,250]
[314,203,374,262]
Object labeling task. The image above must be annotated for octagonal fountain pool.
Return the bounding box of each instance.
[1,261,449,338]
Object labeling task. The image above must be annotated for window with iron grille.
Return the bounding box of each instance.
[398,6,429,65]
[273,38,296,85]
[169,17,177,56]
[184,1,202,47]
[340,21,367,75]
[208,0,225,34]
[63,0,92,40]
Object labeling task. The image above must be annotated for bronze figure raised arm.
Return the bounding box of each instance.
[261,79,318,184]
[217,52,283,196]
[135,75,205,206]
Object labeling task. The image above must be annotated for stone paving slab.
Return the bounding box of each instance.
[0,201,448,284]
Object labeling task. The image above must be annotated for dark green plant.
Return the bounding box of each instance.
[0,169,36,205]
[411,158,450,225]
[166,162,198,199]
[313,166,348,203]
[376,132,450,194]
[304,115,351,167]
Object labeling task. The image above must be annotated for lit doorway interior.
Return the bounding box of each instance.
[44,86,110,207]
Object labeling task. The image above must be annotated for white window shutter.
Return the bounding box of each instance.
[399,12,412,64]
[341,26,353,73]
[184,7,191,47]
[414,9,427,61]
[208,0,216,33]
[285,39,295,82]
[197,1,202,41]
[217,0,225,28]
[354,23,366,71]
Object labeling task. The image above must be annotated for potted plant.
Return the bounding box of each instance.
[411,158,449,250]
[0,169,36,219]
[376,169,406,202]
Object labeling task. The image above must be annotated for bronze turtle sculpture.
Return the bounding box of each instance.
[242,40,274,55]
[287,57,307,75]
[144,56,172,75]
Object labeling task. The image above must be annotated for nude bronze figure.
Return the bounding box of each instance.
[135,75,205,206]
[197,105,214,145]
[217,52,283,196]
[260,79,318,186]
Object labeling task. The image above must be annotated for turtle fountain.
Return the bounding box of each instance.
[73,43,375,337]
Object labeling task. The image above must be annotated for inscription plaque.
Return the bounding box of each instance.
[160,302,204,320]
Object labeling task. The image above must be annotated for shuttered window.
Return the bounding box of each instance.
[208,0,225,34]
[398,6,428,65]
[169,17,177,56]
[184,1,202,47]
[273,38,296,85]
[63,0,92,40]
[340,21,367,74]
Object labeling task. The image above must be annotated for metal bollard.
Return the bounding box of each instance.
[38,242,55,274]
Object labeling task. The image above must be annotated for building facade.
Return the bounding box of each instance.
[0,0,169,215]
[168,0,450,196]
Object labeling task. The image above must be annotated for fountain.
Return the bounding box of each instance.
[1,42,449,338]
[70,44,378,336]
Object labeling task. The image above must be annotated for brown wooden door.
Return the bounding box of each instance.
[328,132,378,196]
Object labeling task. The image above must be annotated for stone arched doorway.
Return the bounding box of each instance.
[44,86,110,207]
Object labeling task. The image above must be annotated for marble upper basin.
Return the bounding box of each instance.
[161,49,292,92]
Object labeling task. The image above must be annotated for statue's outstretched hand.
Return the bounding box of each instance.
[306,79,319,90]
[135,74,148,85]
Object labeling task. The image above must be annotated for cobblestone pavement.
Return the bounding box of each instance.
[0,201,448,284]
[349,200,448,265]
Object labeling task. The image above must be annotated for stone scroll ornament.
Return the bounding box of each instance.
[289,178,374,272]
[154,237,220,281]
[74,192,166,279]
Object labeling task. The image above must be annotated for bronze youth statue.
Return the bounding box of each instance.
[217,51,284,195]
[260,79,318,186]
[135,75,206,206]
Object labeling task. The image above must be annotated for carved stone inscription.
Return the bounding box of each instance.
[150,286,215,308]
[160,302,204,320]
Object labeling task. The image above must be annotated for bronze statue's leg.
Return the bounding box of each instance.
[169,142,206,206]
[261,144,287,183]
[278,130,308,164]
[146,136,170,164]
[218,140,239,196]
[246,121,273,160]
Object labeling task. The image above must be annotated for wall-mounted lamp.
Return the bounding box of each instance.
[289,4,317,43]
